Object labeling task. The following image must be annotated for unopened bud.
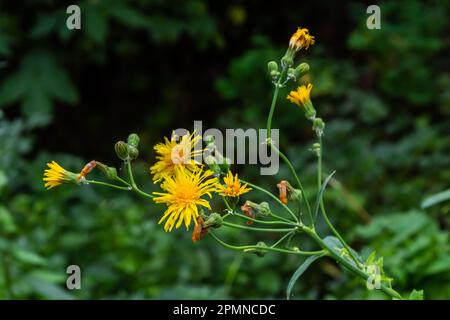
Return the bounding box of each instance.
[115,141,129,161]
[267,61,278,74]
[127,133,140,148]
[128,145,139,160]
[96,162,118,180]
[293,63,309,79]
[312,143,321,156]
[204,213,223,228]
[313,118,325,136]
[244,241,268,257]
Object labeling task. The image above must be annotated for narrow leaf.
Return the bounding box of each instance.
[421,189,450,209]
[286,253,326,300]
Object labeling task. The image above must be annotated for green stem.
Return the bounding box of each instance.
[227,212,296,226]
[271,231,296,248]
[266,74,284,142]
[272,145,313,225]
[85,180,130,191]
[241,179,297,223]
[302,226,403,300]
[316,136,360,267]
[126,160,154,199]
[210,232,322,256]
[222,221,296,233]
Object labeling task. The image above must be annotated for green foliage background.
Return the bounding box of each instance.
[1,0,449,299]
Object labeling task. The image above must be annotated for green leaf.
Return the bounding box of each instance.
[421,189,450,208]
[314,170,336,222]
[286,253,326,300]
[408,289,424,300]
[13,249,48,266]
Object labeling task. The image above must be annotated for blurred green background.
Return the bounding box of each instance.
[1,0,449,299]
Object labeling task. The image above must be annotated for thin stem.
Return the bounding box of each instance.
[316,135,360,267]
[241,179,297,223]
[272,145,313,225]
[126,160,154,199]
[266,74,284,142]
[115,176,132,187]
[302,226,403,300]
[222,221,296,233]
[85,180,130,191]
[210,232,322,256]
[271,231,296,248]
[226,212,296,226]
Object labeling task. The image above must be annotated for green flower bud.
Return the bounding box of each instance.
[115,141,129,161]
[204,213,223,228]
[267,61,278,74]
[270,70,281,78]
[313,118,325,136]
[244,241,268,257]
[127,133,140,148]
[96,162,118,180]
[281,54,294,69]
[293,62,309,79]
[312,143,321,157]
[128,145,139,160]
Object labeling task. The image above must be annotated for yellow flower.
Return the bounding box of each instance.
[43,161,78,189]
[153,167,218,232]
[287,83,313,107]
[150,132,202,183]
[216,171,251,197]
[289,27,315,51]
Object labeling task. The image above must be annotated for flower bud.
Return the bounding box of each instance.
[96,162,118,180]
[127,133,140,148]
[312,143,321,157]
[128,145,139,160]
[281,55,294,69]
[267,61,278,74]
[313,118,325,136]
[244,241,268,257]
[293,62,309,79]
[115,141,129,161]
[204,213,223,228]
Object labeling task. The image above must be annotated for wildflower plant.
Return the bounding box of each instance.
[43,27,423,300]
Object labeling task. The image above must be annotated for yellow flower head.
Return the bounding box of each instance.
[289,27,315,51]
[287,83,313,108]
[150,132,202,183]
[43,161,78,189]
[153,167,218,232]
[216,171,251,197]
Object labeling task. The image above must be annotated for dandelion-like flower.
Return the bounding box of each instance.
[153,167,218,232]
[43,161,78,189]
[216,171,251,197]
[150,132,202,183]
[289,27,315,51]
[287,84,313,108]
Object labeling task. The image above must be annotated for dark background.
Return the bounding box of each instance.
[0,0,449,299]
